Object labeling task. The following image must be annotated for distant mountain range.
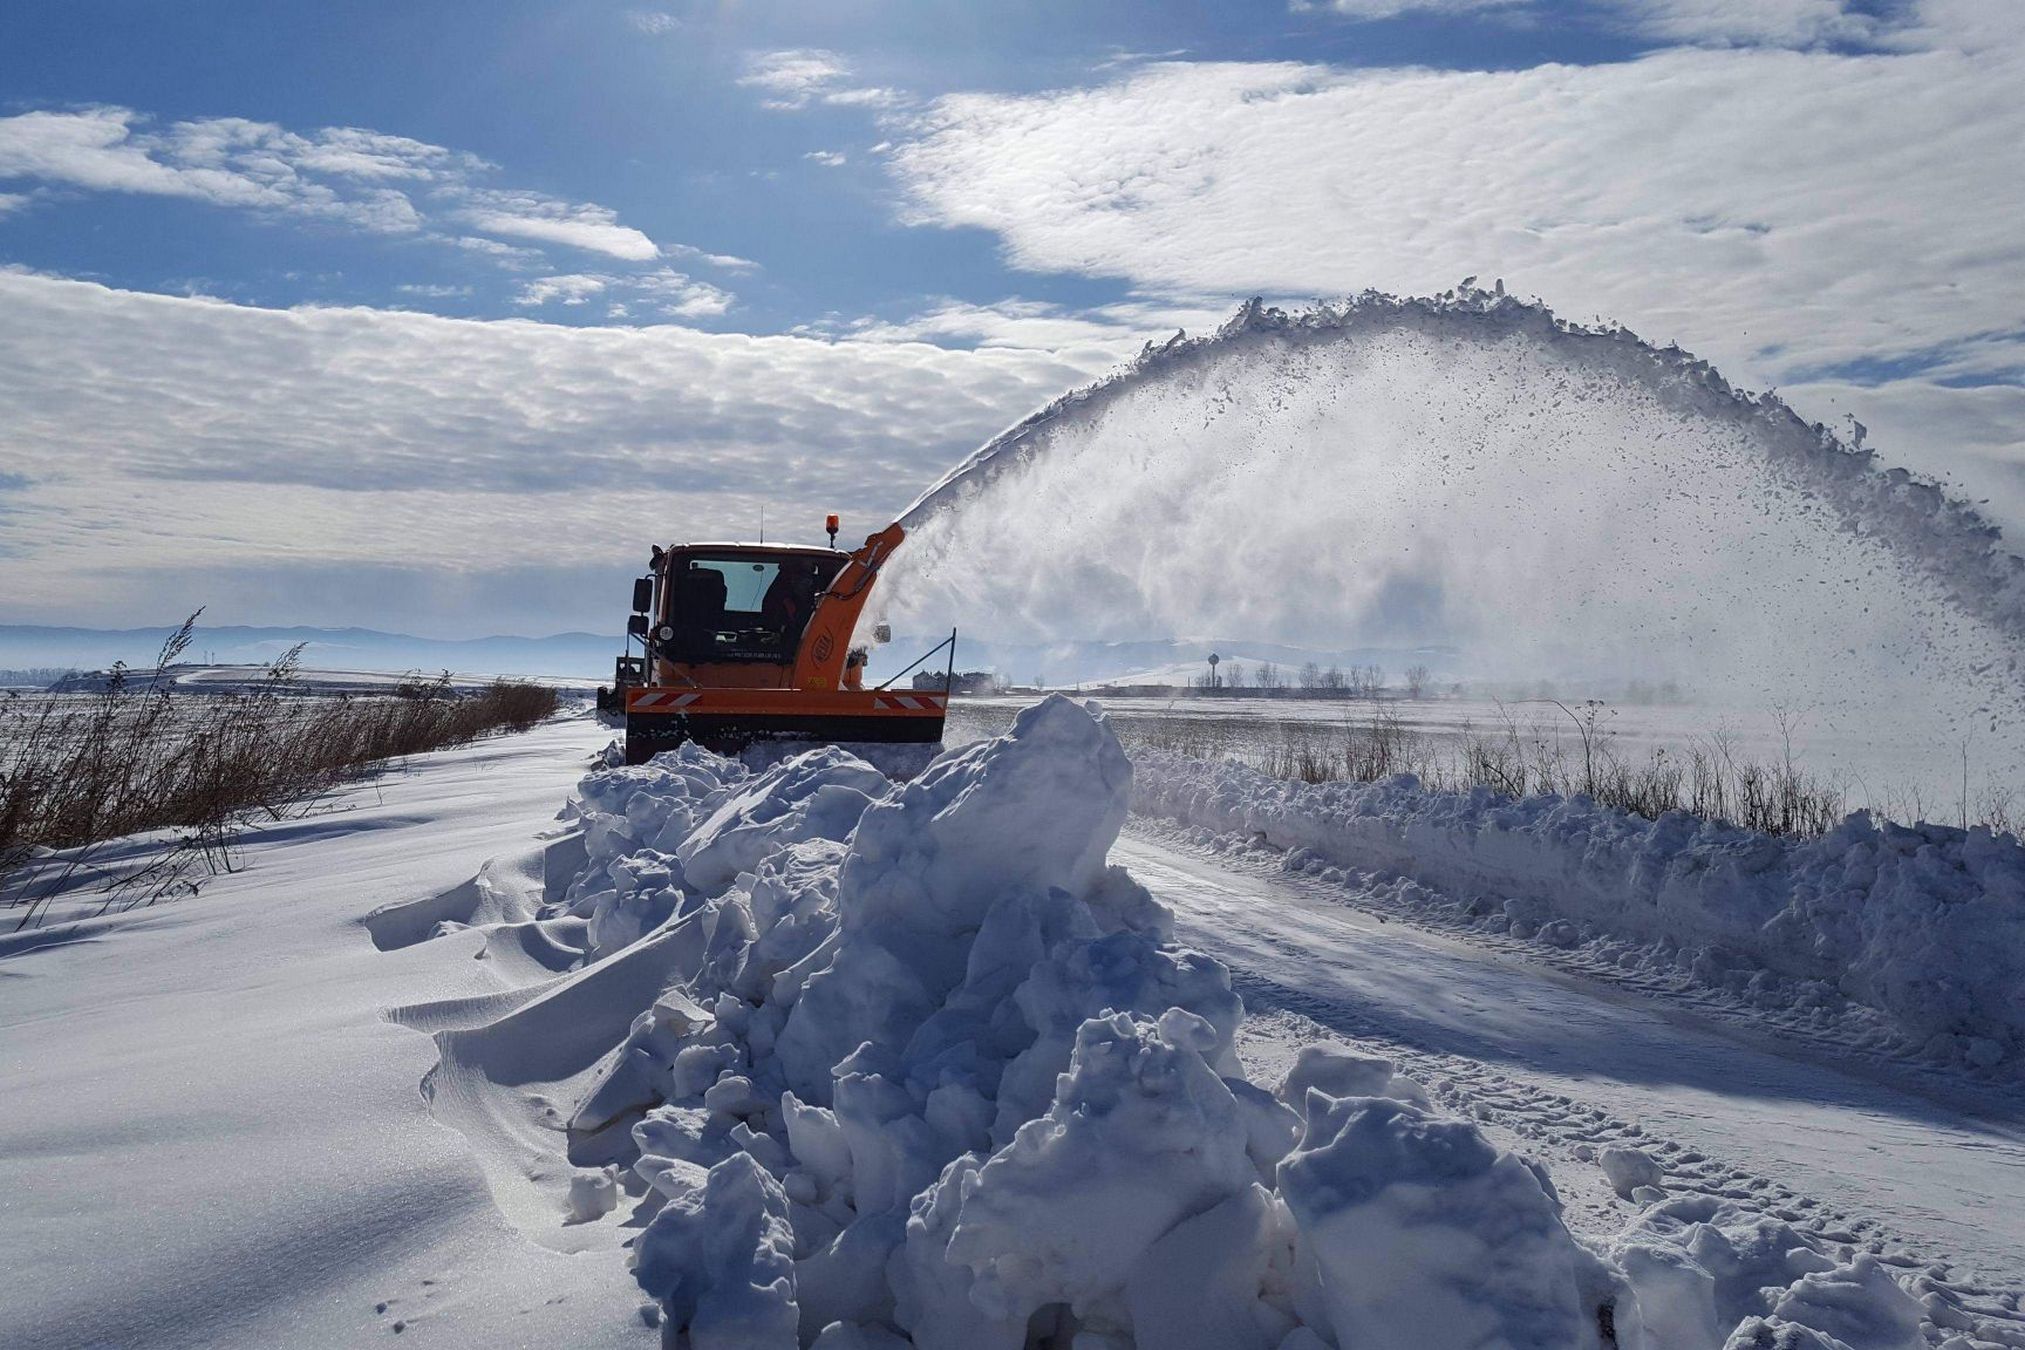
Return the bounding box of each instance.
[0,624,626,681]
[0,622,1459,690]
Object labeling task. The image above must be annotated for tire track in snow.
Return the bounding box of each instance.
[1113,824,2025,1344]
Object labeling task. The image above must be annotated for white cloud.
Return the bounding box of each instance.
[0,191,28,216]
[805,150,849,167]
[514,273,610,306]
[450,234,544,265]
[738,49,905,112]
[630,268,734,317]
[738,49,849,105]
[515,267,732,316]
[1092,48,1193,72]
[627,10,681,35]
[0,107,481,232]
[819,296,1233,357]
[461,193,660,261]
[822,86,905,109]
[394,282,471,298]
[0,105,709,270]
[0,107,297,210]
[1597,0,1899,46]
[666,242,761,271]
[1291,0,1526,18]
[1891,0,2025,53]
[886,34,2025,406]
[1293,0,1965,48]
[260,125,486,181]
[0,272,1112,630]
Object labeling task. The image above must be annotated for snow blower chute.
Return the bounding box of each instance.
[598,517,952,764]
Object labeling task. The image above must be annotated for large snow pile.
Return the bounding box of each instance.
[521,696,1935,1348]
[1133,751,2025,1070]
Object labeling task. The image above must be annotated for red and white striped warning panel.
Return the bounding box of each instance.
[626,688,944,715]
[629,691,702,711]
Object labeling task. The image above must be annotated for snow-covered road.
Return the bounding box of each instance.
[1114,827,2025,1296]
[0,717,646,1350]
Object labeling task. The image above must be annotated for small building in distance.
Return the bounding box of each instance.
[912,669,1005,696]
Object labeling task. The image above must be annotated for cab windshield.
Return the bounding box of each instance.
[661,552,844,662]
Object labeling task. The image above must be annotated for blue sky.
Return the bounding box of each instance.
[1,0,2020,637]
[0,1,1649,332]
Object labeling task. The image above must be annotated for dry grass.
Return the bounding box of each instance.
[1,615,560,928]
[1125,701,1876,839]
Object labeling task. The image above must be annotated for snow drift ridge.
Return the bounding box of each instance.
[1134,750,2025,1069]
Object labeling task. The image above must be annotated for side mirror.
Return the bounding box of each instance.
[627,614,649,638]
[631,577,654,614]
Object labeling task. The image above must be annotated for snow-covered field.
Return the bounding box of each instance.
[948,694,2012,822]
[42,662,601,696]
[4,701,2022,1349]
[0,715,641,1349]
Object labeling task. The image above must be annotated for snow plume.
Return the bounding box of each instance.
[407,696,1945,1347]
[884,289,2025,770]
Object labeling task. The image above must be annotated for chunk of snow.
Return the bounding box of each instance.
[1277,1092,1621,1350]
[939,1009,1258,1327]
[632,1152,800,1349]
[677,747,890,897]
[1600,1145,1666,1198]
[565,1165,619,1224]
[1722,1316,1860,1349]
[1123,1183,1291,1350]
[1278,1041,1431,1111]
[1768,1255,1923,1350]
[808,1321,911,1350]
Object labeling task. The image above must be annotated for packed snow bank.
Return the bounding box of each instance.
[1133,751,2025,1068]
[472,695,1943,1348]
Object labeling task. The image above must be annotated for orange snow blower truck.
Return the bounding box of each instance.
[599,516,952,765]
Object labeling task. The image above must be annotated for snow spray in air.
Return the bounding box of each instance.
[882,287,2025,777]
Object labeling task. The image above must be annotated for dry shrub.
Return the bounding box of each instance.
[1137,699,1861,840]
[2,615,561,928]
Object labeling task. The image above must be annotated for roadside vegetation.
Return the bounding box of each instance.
[1,615,561,929]
[1124,700,2017,840]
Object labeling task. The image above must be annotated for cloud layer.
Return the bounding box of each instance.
[890,41,2022,379]
[0,105,737,308]
[1299,0,1922,47]
[0,272,1114,632]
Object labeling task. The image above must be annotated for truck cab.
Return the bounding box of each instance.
[642,543,853,687]
[602,520,947,762]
